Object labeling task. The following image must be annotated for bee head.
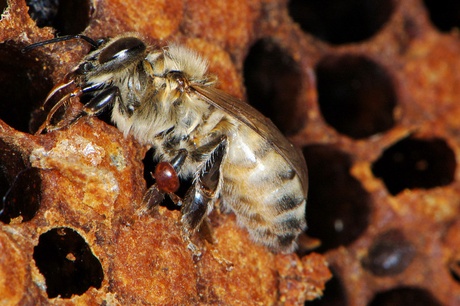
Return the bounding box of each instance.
[23,35,147,76]
[76,36,146,76]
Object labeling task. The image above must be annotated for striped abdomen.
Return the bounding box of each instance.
[220,124,307,253]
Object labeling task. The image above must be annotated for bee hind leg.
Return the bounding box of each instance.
[181,136,228,255]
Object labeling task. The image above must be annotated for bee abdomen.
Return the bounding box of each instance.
[222,136,307,252]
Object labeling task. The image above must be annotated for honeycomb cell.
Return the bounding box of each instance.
[372,136,456,195]
[33,227,103,299]
[26,0,92,35]
[0,0,7,14]
[244,39,305,135]
[423,0,460,33]
[315,54,397,139]
[0,43,53,133]
[361,229,415,276]
[26,0,59,28]
[368,287,442,306]
[0,140,41,224]
[303,145,371,252]
[288,0,395,44]
[0,168,41,224]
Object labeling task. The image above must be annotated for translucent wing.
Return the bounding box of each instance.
[191,85,308,192]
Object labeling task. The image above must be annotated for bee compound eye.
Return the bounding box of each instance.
[98,37,146,66]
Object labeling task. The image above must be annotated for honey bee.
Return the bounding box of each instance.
[25,34,308,253]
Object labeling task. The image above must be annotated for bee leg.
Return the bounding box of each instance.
[143,149,188,210]
[198,217,215,244]
[36,89,83,134]
[181,136,228,255]
[67,86,120,127]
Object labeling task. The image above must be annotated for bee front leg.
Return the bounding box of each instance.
[181,136,228,255]
[67,86,120,127]
[39,86,120,134]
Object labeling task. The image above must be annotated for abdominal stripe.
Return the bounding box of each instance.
[277,193,303,212]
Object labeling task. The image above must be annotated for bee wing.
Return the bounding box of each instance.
[191,85,308,192]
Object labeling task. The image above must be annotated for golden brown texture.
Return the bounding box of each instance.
[4,0,460,305]
[0,1,330,305]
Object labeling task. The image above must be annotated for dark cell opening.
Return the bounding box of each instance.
[0,0,7,14]
[361,229,415,276]
[0,167,41,223]
[0,42,53,133]
[372,136,456,195]
[307,269,347,306]
[288,0,394,45]
[143,148,157,189]
[33,227,103,299]
[316,55,397,139]
[368,287,442,306]
[0,140,41,223]
[26,0,92,35]
[423,0,460,33]
[303,145,371,252]
[244,39,305,136]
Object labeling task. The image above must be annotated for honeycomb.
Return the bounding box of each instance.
[0,0,460,305]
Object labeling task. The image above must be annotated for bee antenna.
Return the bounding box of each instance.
[21,34,101,53]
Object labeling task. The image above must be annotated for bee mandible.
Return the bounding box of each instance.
[24,34,308,253]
